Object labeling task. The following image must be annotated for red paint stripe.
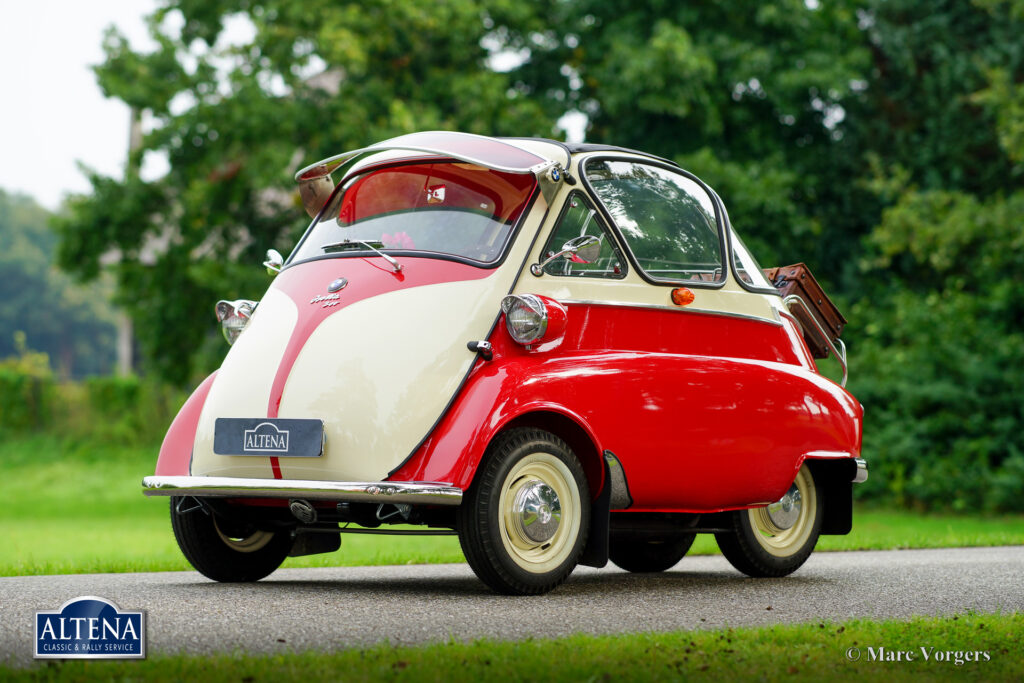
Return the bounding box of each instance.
[270,457,282,479]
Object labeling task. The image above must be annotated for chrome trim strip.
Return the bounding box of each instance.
[804,450,855,459]
[560,299,783,327]
[142,476,463,505]
[854,458,869,484]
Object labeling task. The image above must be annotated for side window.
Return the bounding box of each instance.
[731,231,774,289]
[585,160,724,284]
[540,192,626,278]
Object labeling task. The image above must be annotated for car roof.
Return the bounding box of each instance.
[295,132,678,184]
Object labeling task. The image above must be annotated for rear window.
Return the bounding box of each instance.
[291,162,537,264]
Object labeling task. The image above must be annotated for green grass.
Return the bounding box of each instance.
[1,434,1022,576]
[2,612,1019,681]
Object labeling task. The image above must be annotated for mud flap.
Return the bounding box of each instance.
[806,458,855,535]
[579,454,612,568]
[289,530,341,557]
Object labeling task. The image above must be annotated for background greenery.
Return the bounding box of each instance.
[3,0,1022,513]
[2,432,1022,577]
[0,191,119,378]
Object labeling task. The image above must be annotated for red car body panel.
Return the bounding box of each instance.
[390,303,862,512]
[155,370,217,476]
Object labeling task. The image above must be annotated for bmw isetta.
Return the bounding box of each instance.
[143,131,867,595]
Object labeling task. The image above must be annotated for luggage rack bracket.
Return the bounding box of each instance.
[783,294,848,388]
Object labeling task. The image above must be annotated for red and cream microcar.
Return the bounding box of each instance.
[143,131,867,595]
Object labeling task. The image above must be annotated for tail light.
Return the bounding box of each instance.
[500,294,567,347]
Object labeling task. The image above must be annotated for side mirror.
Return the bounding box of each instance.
[563,235,602,264]
[263,248,284,275]
[297,166,335,219]
[530,235,602,276]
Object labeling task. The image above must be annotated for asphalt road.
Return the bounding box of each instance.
[1,546,1021,665]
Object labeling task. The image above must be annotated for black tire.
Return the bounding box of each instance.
[609,535,695,573]
[457,428,591,595]
[715,465,823,577]
[170,497,292,582]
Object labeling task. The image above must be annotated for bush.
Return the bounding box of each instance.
[848,291,1024,513]
[0,335,54,431]
[1,337,185,446]
[0,367,54,431]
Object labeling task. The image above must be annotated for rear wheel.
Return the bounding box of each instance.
[609,535,695,573]
[170,497,292,582]
[715,465,823,577]
[457,428,590,595]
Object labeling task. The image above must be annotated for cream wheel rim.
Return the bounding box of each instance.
[214,519,275,553]
[748,466,816,558]
[498,452,581,573]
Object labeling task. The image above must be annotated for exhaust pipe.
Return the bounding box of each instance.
[288,499,317,524]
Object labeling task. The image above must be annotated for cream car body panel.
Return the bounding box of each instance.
[192,287,298,477]
[275,277,505,481]
[190,187,547,482]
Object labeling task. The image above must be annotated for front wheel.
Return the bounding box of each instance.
[457,428,590,595]
[715,464,823,577]
[170,497,293,582]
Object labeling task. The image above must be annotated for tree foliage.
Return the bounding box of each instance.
[56,0,553,384]
[55,0,1024,509]
[0,191,118,378]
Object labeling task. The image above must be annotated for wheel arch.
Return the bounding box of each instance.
[494,409,606,501]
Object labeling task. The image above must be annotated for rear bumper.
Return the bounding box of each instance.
[854,458,868,484]
[142,475,463,506]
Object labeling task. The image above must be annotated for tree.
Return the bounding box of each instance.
[502,0,873,274]
[499,0,1024,510]
[0,190,118,377]
[55,0,553,384]
[55,0,1024,509]
[844,0,1024,511]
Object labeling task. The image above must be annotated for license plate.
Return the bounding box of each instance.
[213,418,324,457]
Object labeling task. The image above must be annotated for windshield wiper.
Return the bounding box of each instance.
[321,239,403,273]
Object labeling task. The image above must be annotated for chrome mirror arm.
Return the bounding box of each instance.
[531,248,573,276]
[530,235,601,277]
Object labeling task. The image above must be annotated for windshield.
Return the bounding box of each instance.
[291,161,537,265]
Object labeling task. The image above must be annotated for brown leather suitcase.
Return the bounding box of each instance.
[762,263,847,359]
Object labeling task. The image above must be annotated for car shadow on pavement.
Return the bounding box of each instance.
[169,567,833,598]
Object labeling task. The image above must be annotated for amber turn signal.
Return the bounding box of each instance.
[671,288,695,306]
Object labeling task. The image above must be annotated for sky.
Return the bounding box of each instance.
[0,2,582,211]
[0,0,159,209]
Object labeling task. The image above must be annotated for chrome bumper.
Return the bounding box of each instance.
[142,475,463,506]
[854,458,869,484]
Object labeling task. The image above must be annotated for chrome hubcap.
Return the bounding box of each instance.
[765,484,802,531]
[511,480,561,543]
